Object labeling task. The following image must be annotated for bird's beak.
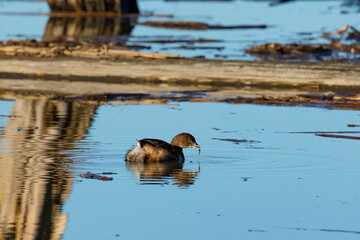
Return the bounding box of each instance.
[193,143,201,155]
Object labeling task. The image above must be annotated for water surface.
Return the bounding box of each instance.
[0,0,359,59]
[0,97,360,239]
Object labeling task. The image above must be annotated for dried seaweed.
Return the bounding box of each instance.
[315,134,360,140]
[212,138,261,144]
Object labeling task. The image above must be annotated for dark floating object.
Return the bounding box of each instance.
[289,131,360,134]
[80,172,113,181]
[246,25,360,61]
[212,138,261,144]
[101,172,118,175]
[126,133,200,163]
[248,229,267,233]
[316,134,360,140]
[286,227,360,235]
[348,124,360,128]
[161,45,225,51]
[139,39,222,44]
[137,21,267,30]
[246,43,333,59]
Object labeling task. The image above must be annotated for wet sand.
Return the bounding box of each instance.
[0,56,360,109]
[0,56,360,87]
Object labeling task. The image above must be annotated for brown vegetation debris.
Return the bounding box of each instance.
[322,25,360,41]
[246,43,333,56]
[80,171,114,181]
[137,21,267,30]
[315,134,360,140]
[245,42,360,60]
[212,138,261,144]
[347,124,360,128]
[139,39,222,44]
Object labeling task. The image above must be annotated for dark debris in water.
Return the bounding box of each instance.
[161,45,225,51]
[287,130,360,141]
[212,138,261,144]
[248,229,267,233]
[137,21,267,30]
[288,131,360,134]
[80,171,114,181]
[137,39,222,44]
[348,124,360,127]
[246,25,360,61]
[286,227,360,235]
[246,43,334,60]
[316,133,360,140]
[242,177,251,181]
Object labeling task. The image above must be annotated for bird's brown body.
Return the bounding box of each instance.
[125,133,200,163]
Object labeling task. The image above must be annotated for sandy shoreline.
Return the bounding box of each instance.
[0,56,359,109]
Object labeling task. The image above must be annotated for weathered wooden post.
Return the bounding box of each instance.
[46,0,139,13]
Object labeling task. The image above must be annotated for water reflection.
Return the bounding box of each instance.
[42,17,135,42]
[0,97,98,239]
[126,161,200,187]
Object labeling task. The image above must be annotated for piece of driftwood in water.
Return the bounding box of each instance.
[0,40,179,59]
[316,134,360,140]
[246,43,360,60]
[322,25,360,42]
[46,0,139,13]
[42,16,134,42]
[212,138,261,144]
[137,21,267,30]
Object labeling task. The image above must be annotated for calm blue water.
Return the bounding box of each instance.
[1,99,360,239]
[0,0,359,59]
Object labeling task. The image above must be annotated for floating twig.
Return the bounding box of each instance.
[316,134,360,140]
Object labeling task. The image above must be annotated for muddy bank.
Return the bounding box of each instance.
[1,49,360,109]
[0,56,360,87]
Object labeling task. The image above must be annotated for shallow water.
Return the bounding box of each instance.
[0,97,360,239]
[0,0,359,60]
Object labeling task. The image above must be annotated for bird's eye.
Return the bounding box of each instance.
[189,140,192,143]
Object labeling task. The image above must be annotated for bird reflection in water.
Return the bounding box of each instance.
[126,161,200,187]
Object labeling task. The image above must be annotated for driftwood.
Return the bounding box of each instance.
[246,43,360,60]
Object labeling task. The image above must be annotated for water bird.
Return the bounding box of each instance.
[125,133,200,163]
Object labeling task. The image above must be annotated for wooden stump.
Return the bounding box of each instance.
[46,0,139,13]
